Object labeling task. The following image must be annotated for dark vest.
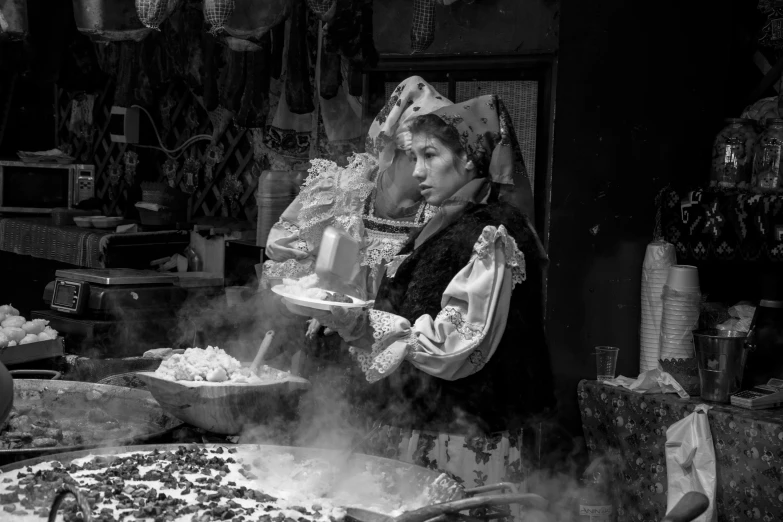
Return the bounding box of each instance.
[357,201,556,435]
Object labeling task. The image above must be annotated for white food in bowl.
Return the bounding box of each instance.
[3,327,25,343]
[154,346,288,384]
[0,332,8,349]
[22,319,48,335]
[0,304,19,316]
[19,334,39,345]
[1,316,26,329]
[37,326,58,341]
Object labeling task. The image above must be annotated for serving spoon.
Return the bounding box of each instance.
[250,330,276,375]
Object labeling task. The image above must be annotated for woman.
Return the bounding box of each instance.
[284,95,554,488]
[262,76,452,300]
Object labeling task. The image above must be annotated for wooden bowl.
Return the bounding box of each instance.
[136,371,310,435]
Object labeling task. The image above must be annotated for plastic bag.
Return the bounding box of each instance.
[603,368,690,398]
[717,301,755,332]
[665,404,716,522]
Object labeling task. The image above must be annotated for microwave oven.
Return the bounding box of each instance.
[0,161,95,214]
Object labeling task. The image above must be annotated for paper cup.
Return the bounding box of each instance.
[661,319,699,329]
[666,265,700,292]
[661,302,701,315]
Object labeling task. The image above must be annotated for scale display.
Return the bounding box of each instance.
[51,279,89,314]
[731,379,783,410]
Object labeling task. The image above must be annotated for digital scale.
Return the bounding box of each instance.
[32,269,223,358]
[731,379,783,410]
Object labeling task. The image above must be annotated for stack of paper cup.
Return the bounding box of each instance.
[640,241,677,372]
[659,265,701,360]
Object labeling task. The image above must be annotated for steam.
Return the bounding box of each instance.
[140,284,626,522]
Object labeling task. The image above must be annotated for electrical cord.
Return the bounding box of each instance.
[131,104,212,159]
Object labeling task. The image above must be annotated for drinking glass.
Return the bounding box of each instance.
[595,346,620,381]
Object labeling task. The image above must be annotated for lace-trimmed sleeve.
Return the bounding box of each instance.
[351,225,526,382]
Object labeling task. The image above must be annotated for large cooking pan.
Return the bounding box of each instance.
[2,443,465,521]
[1,444,709,522]
[0,380,183,465]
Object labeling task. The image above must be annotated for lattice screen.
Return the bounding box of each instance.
[456,81,538,190]
[384,80,538,189]
[55,81,258,222]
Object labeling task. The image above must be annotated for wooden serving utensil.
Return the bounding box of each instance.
[251,330,276,375]
[661,492,709,522]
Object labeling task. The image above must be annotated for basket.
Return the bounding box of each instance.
[142,190,167,206]
[141,182,171,206]
[51,208,98,227]
[659,357,700,396]
[137,207,178,226]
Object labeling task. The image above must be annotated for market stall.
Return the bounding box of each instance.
[2,0,776,521]
[580,380,783,522]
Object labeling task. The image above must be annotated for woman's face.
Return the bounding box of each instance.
[409,133,474,206]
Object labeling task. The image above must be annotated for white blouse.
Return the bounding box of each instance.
[349,224,527,382]
[262,154,433,297]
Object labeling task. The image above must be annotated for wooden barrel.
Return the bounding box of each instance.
[255,170,306,248]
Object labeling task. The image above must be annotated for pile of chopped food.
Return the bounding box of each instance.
[0,446,449,521]
[278,275,354,303]
[154,346,288,384]
[0,304,58,348]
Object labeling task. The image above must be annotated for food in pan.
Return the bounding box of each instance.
[154,346,289,384]
[0,446,446,521]
[0,306,58,348]
[1,404,128,450]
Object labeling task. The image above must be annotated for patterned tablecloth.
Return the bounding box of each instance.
[579,380,783,522]
[659,187,783,263]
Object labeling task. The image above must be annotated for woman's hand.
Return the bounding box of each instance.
[282,299,370,343]
[395,129,412,151]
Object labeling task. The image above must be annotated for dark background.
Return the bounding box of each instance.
[547,0,764,435]
[0,0,770,439]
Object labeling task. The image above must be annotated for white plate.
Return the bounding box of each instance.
[272,285,368,312]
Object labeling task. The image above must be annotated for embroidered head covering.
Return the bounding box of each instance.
[426,95,535,223]
[365,76,452,175]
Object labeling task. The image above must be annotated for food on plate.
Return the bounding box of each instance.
[277,275,357,303]
[154,346,288,384]
[278,274,328,300]
[0,446,450,521]
[323,292,353,304]
[0,307,58,345]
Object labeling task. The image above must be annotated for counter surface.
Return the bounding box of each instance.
[579,379,783,522]
[0,217,188,268]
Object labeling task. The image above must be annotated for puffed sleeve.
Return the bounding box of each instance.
[265,196,309,262]
[350,225,526,382]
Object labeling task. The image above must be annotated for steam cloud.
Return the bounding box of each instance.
[160,283,622,522]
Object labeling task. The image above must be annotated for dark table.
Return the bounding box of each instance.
[579,379,783,522]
